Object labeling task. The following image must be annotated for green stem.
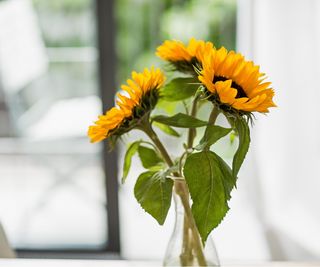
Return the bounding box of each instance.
[141,121,207,266]
[208,104,220,125]
[187,96,199,149]
[184,96,199,265]
[175,181,207,266]
[141,122,174,167]
[203,105,220,150]
[182,214,192,266]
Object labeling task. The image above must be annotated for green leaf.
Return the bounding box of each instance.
[217,153,237,201]
[122,141,141,184]
[160,77,199,101]
[157,99,177,115]
[134,171,173,225]
[153,122,181,137]
[232,118,250,178]
[229,131,236,144]
[138,145,163,169]
[198,125,232,149]
[152,113,207,128]
[184,151,236,242]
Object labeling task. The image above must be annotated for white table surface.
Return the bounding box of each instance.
[0,260,319,267]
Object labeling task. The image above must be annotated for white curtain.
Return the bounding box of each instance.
[238,0,320,260]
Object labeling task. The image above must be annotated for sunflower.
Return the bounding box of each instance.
[88,67,165,143]
[198,47,276,114]
[156,38,213,74]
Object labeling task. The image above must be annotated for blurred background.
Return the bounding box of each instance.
[0,0,319,263]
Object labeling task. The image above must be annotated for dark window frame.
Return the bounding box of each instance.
[16,0,120,258]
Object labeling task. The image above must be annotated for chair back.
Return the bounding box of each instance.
[0,0,48,136]
[0,223,15,258]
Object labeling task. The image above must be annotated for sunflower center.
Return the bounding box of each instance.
[213,76,247,98]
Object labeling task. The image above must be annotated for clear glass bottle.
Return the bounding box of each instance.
[163,193,220,266]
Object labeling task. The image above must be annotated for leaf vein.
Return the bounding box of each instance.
[204,152,214,235]
[159,181,165,221]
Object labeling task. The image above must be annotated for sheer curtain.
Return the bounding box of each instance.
[238,0,320,260]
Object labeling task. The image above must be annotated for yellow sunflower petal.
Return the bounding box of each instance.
[156,38,215,74]
[156,40,192,62]
[88,67,165,143]
[215,80,237,105]
[198,75,215,93]
[198,44,276,113]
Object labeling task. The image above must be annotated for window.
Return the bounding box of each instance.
[0,0,236,258]
[0,0,116,252]
[114,0,237,260]
[115,0,236,83]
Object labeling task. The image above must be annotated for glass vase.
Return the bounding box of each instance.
[163,191,220,266]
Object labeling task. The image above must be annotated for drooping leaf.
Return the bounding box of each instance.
[152,113,207,128]
[138,145,163,169]
[215,153,236,201]
[121,140,141,183]
[153,122,181,137]
[134,171,173,225]
[184,151,235,242]
[160,77,199,102]
[232,118,250,178]
[197,125,232,149]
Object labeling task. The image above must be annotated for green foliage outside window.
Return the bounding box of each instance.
[116,0,236,83]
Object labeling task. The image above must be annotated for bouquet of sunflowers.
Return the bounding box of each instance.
[88,38,276,266]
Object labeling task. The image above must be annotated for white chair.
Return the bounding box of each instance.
[0,0,102,140]
[0,223,15,258]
